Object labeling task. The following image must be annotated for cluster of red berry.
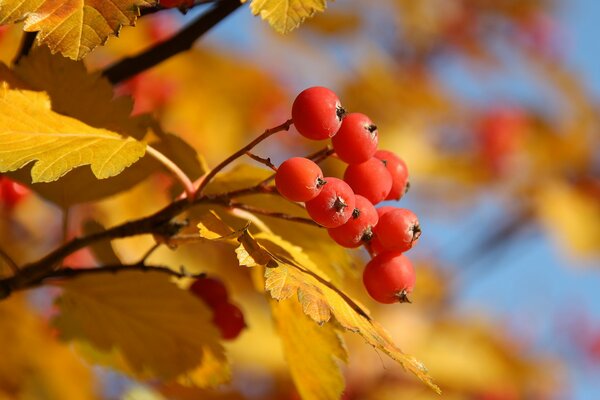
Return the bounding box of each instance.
[189,277,246,340]
[275,87,421,304]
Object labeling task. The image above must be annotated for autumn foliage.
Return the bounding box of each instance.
[0,1,598,399]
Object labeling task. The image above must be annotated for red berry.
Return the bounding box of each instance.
[327,195,378,248]
[305,177,356,228]
[373,208,420,252]
[292,87,344,140]
[189,277,228,307]
[363,252,415,304]
[332,113,378,164]
[366,206,398,255]
[212,302,246,340]
[0,177,29,210]
[343,158,392,205]
[374,150,409,200]
[275,157,325,202]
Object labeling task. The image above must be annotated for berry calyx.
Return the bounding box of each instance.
[343,158,392,205]
[275,157,326,202]
[363,252,416,304]
[373,208,421,253]
[332,113,379,164]
[374,150,409,200]
[189,277,228,307]
[292,87,345,140]
[327,195,379,248]
[212,302,246,340]
[305,177,356,228]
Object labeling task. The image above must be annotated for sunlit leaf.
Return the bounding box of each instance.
[0,86,146,183]
[245,0,329,34]
[0,0,157,60]
[271,298,347,400]
[53,270,226,382]
[238,232,440,392]
[13,47,147,139]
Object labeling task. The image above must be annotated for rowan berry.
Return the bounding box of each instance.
[189,277,228,307]
[327,195,378,248]
[305,177,356,228]
[332,113,378,164]
[343,158,392,204]
[212,302,246,340]
[292,87,345,140]
[372,208,420,252]
[363,252,415,304]
[275,157,325,202]
[374,150,409,200]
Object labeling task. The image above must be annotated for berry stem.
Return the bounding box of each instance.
[195,119,293,198]
[227,202,320,227]
[146,144,196,199]
[246,152,277,171]
[0,247,18,274]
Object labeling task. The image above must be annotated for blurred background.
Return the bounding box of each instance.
[0,0,599,399]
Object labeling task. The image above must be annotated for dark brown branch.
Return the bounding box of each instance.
[13,32,37,65]
[43,264,204,283]
[103,0,243,84]
[140,0,219,16]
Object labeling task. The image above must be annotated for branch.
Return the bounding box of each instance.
[195,119,293,198]
[146,145,196,198]
[43,264,204,283]
[246,152,277,171]
[140,0,220,16]
[103,0,243,84]
[0,247,18,274]
[227,202,319,227]
[13,32,37,65]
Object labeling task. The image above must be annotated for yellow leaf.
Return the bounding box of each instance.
[246,0,329,33]
[0,0,156,60]
[241,232,440,392]
[0,86,146,182]
[0,295,96,400]
[236,231,274,267]
[272,299,346,400]
[13,47,147,139]
[197,210,248,242]
[53,270,226,382]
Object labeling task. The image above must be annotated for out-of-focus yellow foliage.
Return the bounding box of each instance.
[0,295,96,399]
[536,181,600,258]
[0,86,146,182]
[271,298,346,400]
[244,0,329,34]
[0,0,156,60]
[53,270,228,385]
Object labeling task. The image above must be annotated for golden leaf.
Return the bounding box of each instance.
[0,86,146,182]
[53,270,227,382]
[272,299,347,400]
[0,0,156,60]
[245,0,329,34]
[240,232,441,392]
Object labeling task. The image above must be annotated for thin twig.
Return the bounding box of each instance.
[0,248,18,274]
[227,202,318,227]
[12,32,37,65]
[138,243,162,264]
[195,119,293,198]
[246,152,277,171]
[103,0,242,84]
[146,145,196,198]
[44,264,203,283]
